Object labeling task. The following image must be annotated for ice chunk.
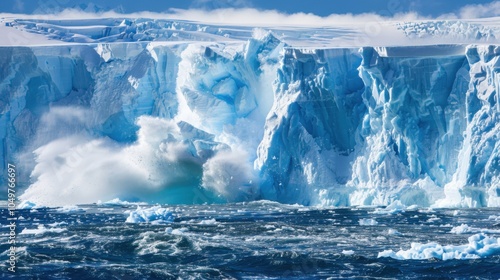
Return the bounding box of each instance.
[125,206,175,224]
[342,250,355,255]
[387,228,402,235]
[97,198,147,206]
[358,218,378,226]
[55,205,84,213]
[20,225,67,235]
[450,224,500,234]
[372,201,406,215]
[378,233,500,260]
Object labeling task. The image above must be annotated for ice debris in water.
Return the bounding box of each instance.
[20,225,67,235]
[372,201,406,215]
[97,198,147,206]
[197,218,219,225]
[342,250,355,255]
[450,224,500,234]
[125,206,175,224]
[358,218,378,226]
[387,228,402,235]
[165,227,189,235]
[378,233,500,260]
[56,205,84,212]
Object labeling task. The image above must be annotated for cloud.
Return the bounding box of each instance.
[2,1,499,24]
[166,8,424,25]
[458,1,500,18]
[4,7,424,27]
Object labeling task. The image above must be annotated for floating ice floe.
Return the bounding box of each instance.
[55,205,84,213]
[378,233,500,260]
[125,206,175,224]
[165,227,189,235]
[450,224,500,234]
[97,198,148,206]
[387,228,402,235]
[342,250,355,255]
[358,218,378,226]
[197,218,219,225]
[20,225,67,235]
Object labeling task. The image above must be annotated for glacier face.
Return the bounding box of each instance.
[1,34,499,207]
[256,48,366,205]
[439,46,500,207]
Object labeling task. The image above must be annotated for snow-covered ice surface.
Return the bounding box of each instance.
[1,203,500,279]
[0,15,499,47]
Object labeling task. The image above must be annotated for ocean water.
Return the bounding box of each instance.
[1,201,500,279]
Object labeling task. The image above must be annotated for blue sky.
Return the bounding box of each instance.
[1,0,499,18]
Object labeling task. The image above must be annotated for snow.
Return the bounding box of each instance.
[0,15,499,47]
[378,233,500,260]
[397,21,498,43]
[1,14,499,208]
[0,20,71,46]
[125,206,175,224]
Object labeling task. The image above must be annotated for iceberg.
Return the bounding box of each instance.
[125,206,175,224]
[257,44,500,207]
[378,233,500,260]
[450,224,500,234]
[0,17,499,207]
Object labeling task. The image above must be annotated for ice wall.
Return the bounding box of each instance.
[256,48,366,205]
[1,38,499,207]
[349,47,468,206]
[438,46,500,207]
[2,34,283,205]
[255,45,500,207]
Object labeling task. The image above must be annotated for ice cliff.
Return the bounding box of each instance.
[1,34,499,207]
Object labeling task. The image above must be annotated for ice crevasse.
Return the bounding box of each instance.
[1,34,499,207]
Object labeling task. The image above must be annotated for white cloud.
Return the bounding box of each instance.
[0,7,425,27]
[458,1,500,18]
[1,2,497,28]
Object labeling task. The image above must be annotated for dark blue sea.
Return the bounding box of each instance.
[2,201,500,279]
